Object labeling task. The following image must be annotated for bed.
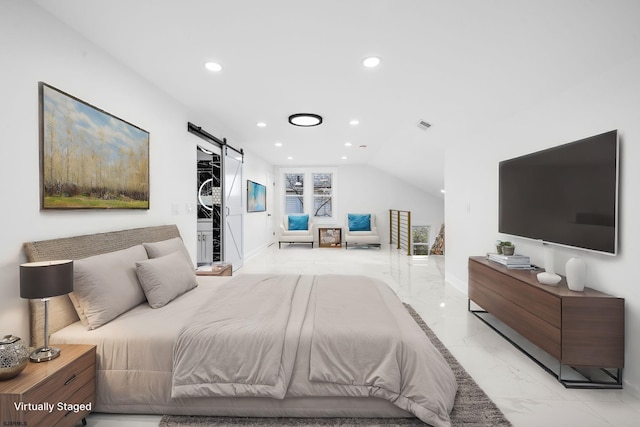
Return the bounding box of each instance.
[23,225,457,427]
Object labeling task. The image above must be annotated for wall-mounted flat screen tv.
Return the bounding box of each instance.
[499,130,619,255]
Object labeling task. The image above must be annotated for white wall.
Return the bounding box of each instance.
[0,3,443,349]
[444,55,640,392]
[274,164,444,248]
[339,165,444,247]
[242,153,275,260]
[0,1,202,340]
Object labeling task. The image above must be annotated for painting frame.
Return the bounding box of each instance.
[246,180,266,213]
[39,82,150,210]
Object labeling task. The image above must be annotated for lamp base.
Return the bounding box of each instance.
[29,346,60,363]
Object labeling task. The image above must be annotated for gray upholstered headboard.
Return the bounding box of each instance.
[23,224,181,347]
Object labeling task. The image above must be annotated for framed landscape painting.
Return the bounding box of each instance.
[39,82,150,209]
[247,180,266,212]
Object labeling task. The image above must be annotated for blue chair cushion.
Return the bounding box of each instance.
[288,214,309,231]
[348,214,371,231]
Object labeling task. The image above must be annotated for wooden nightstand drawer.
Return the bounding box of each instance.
[0,344,96,427]
[25,346,94,400]
[47,375,95,427]
[21,362,95,426]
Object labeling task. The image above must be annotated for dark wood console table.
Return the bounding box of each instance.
[468,256,624,388]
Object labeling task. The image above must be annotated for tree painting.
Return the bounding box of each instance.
[40,83,149,209]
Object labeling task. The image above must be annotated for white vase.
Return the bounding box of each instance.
[566,257,586,291]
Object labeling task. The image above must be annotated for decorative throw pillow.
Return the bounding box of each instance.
[143,237,194,271]
[348,213,371,231]
[288,214,309,231]
[135,251,198,308]
[69,244,148,330]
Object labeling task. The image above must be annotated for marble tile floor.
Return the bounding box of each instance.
[84,243,640,427]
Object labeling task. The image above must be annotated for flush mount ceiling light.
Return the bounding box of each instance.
[204,62,222,72]
[362,56,381,68]
[288,113,323,127]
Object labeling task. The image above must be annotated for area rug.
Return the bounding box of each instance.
[159,304,511,427]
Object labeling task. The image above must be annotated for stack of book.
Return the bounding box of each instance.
[487,253,531,269]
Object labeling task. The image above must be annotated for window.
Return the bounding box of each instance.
[284,173,304,214]
[313,173,332,217]
[280,168,337,222]
[412,225,430,256]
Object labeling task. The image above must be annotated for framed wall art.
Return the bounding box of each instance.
[247,180,266,212]
[39,82,150,209]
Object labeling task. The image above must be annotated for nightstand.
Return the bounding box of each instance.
[196,263,232,276]
[0,344,96,427]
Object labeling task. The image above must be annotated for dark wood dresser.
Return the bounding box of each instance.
[468,256,624,388]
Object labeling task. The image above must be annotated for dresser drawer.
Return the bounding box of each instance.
[470,276,561,359]
[469,259,561,328]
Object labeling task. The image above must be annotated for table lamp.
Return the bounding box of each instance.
[20,260,73,362]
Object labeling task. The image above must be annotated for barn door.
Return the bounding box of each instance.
[222,147,243,270]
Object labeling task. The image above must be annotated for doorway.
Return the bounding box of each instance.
[196,146,222,265]
[190,123,244,270]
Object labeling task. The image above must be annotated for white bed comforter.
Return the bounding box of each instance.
[171,274,457,427]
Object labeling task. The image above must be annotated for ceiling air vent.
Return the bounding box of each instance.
[417,120,432,131]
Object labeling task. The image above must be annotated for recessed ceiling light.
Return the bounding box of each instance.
[341,156,348,160]
[359,144,367,149]
[344,142,352,147]
[287,156,293,160]
[349,119,359,126]
[275,142,283,147]
[440,189,446,194]
[288,113,323,127]
[256,122,267,127]
[362,56,381,68]
[204,62,222,72]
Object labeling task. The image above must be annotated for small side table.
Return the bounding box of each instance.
[196,263,233,276]
[318,227,342,248]
[0,344,96,427]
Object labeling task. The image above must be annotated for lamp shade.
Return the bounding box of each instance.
[20,260,73,299]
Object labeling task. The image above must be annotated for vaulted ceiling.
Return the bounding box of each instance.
[32,0,640,198]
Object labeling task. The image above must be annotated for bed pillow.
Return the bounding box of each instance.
[348,213,371,231]
[70,244,148,330]
[135,251,198,308]
[143,237,194,270]
[288,214,309,231]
